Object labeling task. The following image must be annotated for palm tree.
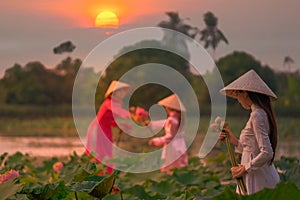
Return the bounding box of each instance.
[158,12,198,61]
[158,11,197,38]
[199,11,229,60]
[283,56,294,72]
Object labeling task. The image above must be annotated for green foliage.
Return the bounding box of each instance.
[24,180,68,200]
[1,152,32,172]
[275,156,300,187]
[97,43,195,109]
[0,179,23,200]
[0,152,299,199]
[213,182,300,200]
[215,51,300,112]
[279,74,300,107]
[70,174,116,198]
[0,115,298,139]
[276,117,300,138]
[0,49,299,118]
[0,152,115,200]
[215,51,277,90]
[0,117,78,137]
[0,57,81,105]
[0,104,73,118]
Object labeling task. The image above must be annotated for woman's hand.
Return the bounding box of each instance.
[231,164,246,178]
[148,139,154,146]
[219,128,239,146]
[142,119,150,126]
[149,138,163,146]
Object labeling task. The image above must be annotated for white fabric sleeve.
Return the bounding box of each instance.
[244,111,273,172]
[150,119,166,130]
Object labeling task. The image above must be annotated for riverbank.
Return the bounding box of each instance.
[0,116,299,138]
[1,134,299,161]
[1,116,299,162]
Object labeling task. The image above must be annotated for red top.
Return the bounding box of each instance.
[86,97,129,163]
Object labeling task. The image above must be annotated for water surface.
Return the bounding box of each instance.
[0,136,299,160]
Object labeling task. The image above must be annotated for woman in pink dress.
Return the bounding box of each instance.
[219,70,280,195]
[86,80,131,174]
[149,94,188,174]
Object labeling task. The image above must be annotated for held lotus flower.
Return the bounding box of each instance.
[135,107,149,122]
[136,107,149,118]
[116,106,148,145]
[111,184,121,194]
[210,123,220,132]
[211,116,247,194]
[130,106,150,125]
[214,116,223,124]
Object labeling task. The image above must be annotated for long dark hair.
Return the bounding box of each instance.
[247,91,277,164]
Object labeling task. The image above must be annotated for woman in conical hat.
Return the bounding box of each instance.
[148,94,188,174]
[219,69,280,195]
[86,80,131,174]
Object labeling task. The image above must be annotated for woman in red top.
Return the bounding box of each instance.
[86,80,131,174]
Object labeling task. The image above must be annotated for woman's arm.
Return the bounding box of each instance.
[244,111,273,172]
[149,117,178,146]
[150,120,166,130]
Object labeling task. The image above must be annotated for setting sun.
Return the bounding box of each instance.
[95,11,119,28]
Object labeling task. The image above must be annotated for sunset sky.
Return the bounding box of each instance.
[1,0,299,76]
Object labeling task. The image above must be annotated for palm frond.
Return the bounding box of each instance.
[217,30,229,44]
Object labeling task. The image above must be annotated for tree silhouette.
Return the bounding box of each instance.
[283,56,295,72]
[1,57,82,105]
[158,12,197,38]
[53,41,76,54]
[199,11,228,60]
[158,11,198,61]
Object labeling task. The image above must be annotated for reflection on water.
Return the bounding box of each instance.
[0,136,299,160]
[0,136,86,157]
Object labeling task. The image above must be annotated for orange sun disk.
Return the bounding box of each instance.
[95,11,119,28]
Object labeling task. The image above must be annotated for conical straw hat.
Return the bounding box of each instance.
[158,94,186,111]
[104,80,131,98]
[220,69,277,101]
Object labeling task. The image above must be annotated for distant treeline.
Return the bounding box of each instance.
[0,57,81,105]
[0,50,299,117]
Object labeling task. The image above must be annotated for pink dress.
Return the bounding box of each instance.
[235,104,280,194]
[86,97,129,172]
[151,112,188,174]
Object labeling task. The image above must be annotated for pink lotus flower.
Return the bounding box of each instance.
[0,170,19,184]
[210,116,228,133]
[214,116,223,124]
[98,171,105,176]
[135,107,149,119]
[111,184,121,194]
[53,161,64,172]
[130,106,149,125]
[210,123,220,132]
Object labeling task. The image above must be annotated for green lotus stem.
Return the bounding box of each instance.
[115,129,123,146]
[75,192,79,200]
[225,134,247,194]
